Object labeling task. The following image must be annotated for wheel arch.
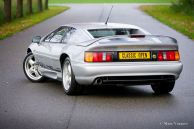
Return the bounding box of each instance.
[27,48,32,54]
[60,53,69,68]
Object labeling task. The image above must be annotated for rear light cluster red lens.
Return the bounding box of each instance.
[157,51,180,61]
[85,52,113,62]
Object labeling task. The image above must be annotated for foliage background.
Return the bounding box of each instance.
[0,0,48,25]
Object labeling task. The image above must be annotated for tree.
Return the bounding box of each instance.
[3,0,12,22]
[27,0,33,14]
[172,0,194,15]
[37,0,43,12]
[45,0,48,10]
[16,0,23,17]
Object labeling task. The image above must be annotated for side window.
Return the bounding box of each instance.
[44,27,69,43]
[44,32,55,42]
[50,27,68,43]
[62,28,76,43]
[68,30,90,43]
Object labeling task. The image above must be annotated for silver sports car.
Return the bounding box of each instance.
[23,23,183,95]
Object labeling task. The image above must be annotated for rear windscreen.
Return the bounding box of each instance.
[88,28,131,38]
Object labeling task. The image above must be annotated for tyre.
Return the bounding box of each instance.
[62,57,82,95]
[23,52,45,82]
[151,80,175,94]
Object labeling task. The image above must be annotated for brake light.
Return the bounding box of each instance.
[85,52,113,62]
[93,52,103,62]
[106,53,112,62]
[157,51,180,61]
[166,51,175,61]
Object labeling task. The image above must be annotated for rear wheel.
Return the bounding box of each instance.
[62,57,82,95]
[151,80,175,94]
[23,52,45,82]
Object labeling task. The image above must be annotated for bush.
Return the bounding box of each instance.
[172,0,194,15]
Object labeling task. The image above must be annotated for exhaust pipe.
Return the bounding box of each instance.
[95,78,103,85]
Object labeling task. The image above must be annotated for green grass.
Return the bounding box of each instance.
[49,0,175,3]
[0,6,69,40]
[140,5,194,40]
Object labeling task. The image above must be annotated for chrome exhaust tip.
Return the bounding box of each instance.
[94,78,103,85]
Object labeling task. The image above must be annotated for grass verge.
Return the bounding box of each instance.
[49,0,175,4]
[140,5,194,40]
[0,6,69,40]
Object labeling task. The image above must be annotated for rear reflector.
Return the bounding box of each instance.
[85,52,113,62]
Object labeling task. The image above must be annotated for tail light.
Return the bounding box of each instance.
[85,52,113,62]
[175,51,180,61]
[157,51,180,61]
[85,51,180,62]
[157,51,163,61]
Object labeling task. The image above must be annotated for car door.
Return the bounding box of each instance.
[48,27,74,72]
[34,26,70,71]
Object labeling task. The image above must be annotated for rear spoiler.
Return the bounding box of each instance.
[76,35,177,47]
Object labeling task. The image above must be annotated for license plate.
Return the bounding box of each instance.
[119,52,151,60]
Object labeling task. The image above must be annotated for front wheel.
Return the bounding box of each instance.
[23,52,45,82]
[151,80,175,94]
[62,57,82,95]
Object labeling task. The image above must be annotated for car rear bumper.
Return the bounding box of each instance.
[72,61,183,85]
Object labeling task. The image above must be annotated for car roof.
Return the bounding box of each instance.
[63,22,141,30]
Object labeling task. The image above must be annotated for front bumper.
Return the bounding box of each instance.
[72,61,183,85]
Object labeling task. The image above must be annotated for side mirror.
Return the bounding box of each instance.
[32,36,41,44]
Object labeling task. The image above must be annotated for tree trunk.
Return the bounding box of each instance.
[37,0,43,12]
[27,0,33,14]
[16,0,23,17]
[3,0,12,22]
[45,0,48,10]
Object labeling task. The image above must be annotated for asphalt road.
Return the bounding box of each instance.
[0,4,194,129]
